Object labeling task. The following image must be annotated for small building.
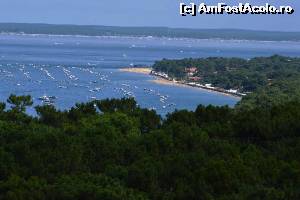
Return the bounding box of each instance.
[204,84,214,89]
[227,89,238,94]
[185,67,198,73]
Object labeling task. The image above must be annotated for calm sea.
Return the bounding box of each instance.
[0,34,299,115]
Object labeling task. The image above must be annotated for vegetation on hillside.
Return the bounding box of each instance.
[153,55,300,108]
[0,95,300,199]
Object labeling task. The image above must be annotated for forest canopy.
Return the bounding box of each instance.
[0,95,299,200]
[152,55,300,108]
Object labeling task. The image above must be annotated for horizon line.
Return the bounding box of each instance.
[0,21,299,33]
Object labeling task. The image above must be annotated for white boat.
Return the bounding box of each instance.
[38,95,49,101]
[38,95,57,101]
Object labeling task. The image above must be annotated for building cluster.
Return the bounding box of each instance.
[185,67,202,81]
[185,82,246,97]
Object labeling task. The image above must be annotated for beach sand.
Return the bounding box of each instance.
[150,78,241,99]
[150,78,188,87]
[119,67,152,74]
[119,67,241,99]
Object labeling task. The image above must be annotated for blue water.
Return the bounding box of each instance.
[0,34,299,115]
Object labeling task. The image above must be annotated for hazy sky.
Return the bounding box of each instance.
[0,0,298,31]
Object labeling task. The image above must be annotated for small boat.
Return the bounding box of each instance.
[38,95,49,101]
[148,107,156,111]
[48,96,57,100]
[43,99,55,105]
[94,87,101,92]
[38,95,57,101]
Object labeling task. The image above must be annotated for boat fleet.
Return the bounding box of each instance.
[38,95,57,105]
[0,62,176,111]
[143,88,176,110]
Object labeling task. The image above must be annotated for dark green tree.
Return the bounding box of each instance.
[7,95,33,113]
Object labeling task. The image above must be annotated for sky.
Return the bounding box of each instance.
[0,0,299,31]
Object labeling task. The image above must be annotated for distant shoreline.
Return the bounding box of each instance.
[1,32,300,44]
[1,23,300,42]
[119,67,242,99]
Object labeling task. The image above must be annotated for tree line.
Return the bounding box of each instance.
[0,95,299,199]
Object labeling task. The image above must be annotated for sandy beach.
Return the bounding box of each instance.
[119,67,152,74]
[119,67,241,99]
[150,78,188,87]
[150,78,241,99]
